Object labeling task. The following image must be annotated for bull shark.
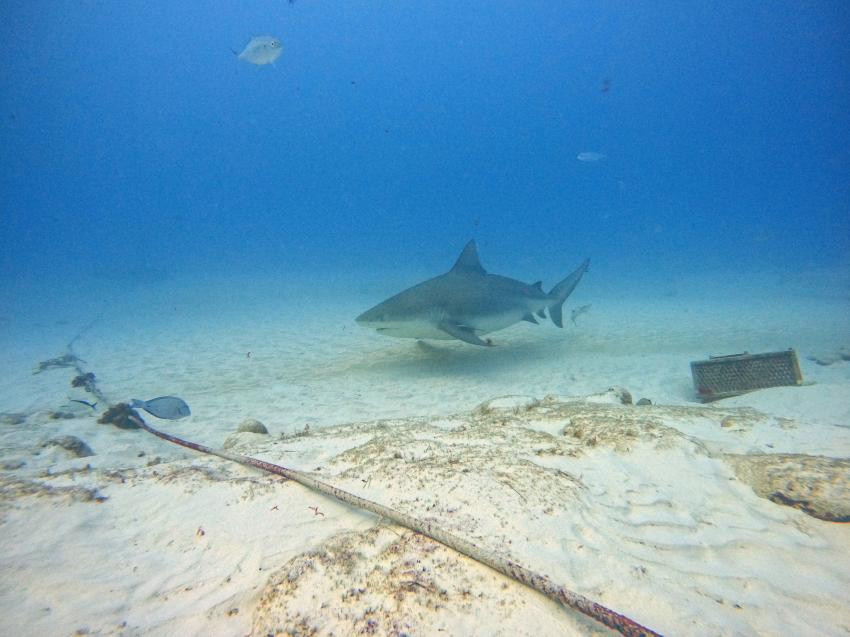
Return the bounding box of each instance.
[355,240,589,346]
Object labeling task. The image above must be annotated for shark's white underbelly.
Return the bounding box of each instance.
[463,309,526,334]
[377,307,528,340]
[377,322,452,340]
[384,313,455,339]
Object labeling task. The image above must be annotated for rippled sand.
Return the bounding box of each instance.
[1,278,848,635]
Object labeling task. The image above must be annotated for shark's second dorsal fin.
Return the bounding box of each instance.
[450,240,486,275]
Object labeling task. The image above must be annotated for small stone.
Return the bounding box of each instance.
[237,419,268,434]
[636,398,652,406]
[614,387,633,405]
[720,416,738,428]
[808,353,839,366]
[1,458,26,470]
[473,395,539,415]
[44,435,94,458]
[49,411,76,420]
[585,387,632,405]
[0,412,27,425]
[807,347,850,366]
[294,424,311,437]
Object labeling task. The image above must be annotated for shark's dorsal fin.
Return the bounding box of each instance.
[450,240,486,275]
[532,281,543,292]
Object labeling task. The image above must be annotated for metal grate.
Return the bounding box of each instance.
[691,349,803,401]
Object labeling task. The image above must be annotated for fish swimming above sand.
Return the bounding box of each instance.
[70,399,97,410]
[577,152,606,162]
[234,36,283,65]
[131,397,191,420]
[570,303,591,325]
[356,241,589,346]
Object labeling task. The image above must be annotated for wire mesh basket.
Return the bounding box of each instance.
[690,349,803,402]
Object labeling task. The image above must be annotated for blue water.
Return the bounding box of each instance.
[0,0,848,426]
[3,8,850,636]
[2,2,848,295]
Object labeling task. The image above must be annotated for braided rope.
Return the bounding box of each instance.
[128,413,662,636]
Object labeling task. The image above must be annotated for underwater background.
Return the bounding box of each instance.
[3,6,850,635]
[2,2,849,297]
[1,1,849,368]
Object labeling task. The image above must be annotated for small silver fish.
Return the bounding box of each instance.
[570,304,591,325]
[235,36,283,65]
[577,152,606,162]
[131,396,191,420]
[70,399,98,410]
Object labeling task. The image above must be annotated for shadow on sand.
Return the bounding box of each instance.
[337,332,575,380]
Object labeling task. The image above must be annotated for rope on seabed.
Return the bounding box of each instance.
[128,413,663,637]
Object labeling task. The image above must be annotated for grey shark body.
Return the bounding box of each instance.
[355,241,589,346]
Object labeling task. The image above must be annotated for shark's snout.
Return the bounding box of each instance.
[355,306,384,327]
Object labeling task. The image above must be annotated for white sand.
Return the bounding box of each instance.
[1,273,848,636]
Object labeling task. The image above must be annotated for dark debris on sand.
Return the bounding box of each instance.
[98,403,141,430]
[71,372,97,393]
[33,353,84,374]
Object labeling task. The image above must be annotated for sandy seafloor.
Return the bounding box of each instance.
[0,271,849,636]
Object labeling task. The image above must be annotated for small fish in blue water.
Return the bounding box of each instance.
[234,36,283,65]
[71,399,97,410]
[570,304,591,325]
[130,397,191,420]
[577,152,606,162]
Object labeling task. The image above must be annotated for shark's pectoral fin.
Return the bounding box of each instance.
[438,320,493,346]
[522,313,539,324]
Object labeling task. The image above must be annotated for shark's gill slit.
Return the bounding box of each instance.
[129,412,662,637]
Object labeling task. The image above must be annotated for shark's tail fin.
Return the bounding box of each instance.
[548,258,590,328]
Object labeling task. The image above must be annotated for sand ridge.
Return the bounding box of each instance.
[1,282,848,635]
[1,391,848,636]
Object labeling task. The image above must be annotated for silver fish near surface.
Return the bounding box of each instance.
[356,240,589,347]
[577,152,606,162]
[235,36,283,65]
[131,397,191,420]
